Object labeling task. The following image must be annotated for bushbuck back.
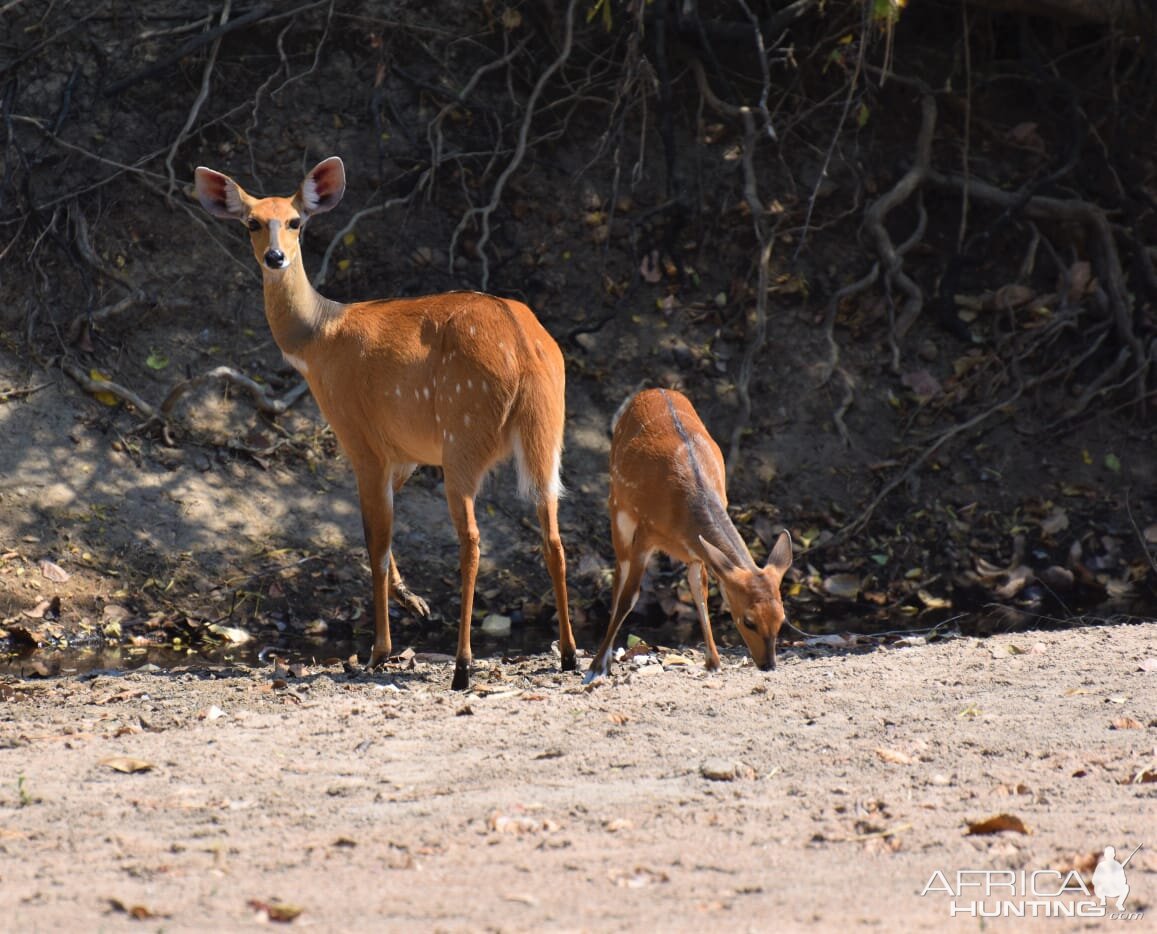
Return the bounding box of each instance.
[194,156,576,690]
[585,388,792,683]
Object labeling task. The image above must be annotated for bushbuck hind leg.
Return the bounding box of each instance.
[536,496,576,671]
[687,561,722,671]
[446,489,482,691]
[585,545,652,684]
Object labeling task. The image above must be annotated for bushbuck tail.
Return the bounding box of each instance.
[194,156,576,690]
[585,388,792,683]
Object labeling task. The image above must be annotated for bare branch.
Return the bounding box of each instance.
[451,0,578,291]
[165,0,232,204]
[161,366,311,418]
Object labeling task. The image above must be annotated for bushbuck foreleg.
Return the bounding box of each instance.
[687,562,722,671]
[537,496,576,672]
[447,489,481,691]
[359,473,395,667]
[584,546,651,684]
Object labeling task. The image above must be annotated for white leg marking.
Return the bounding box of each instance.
[615,509,637,545]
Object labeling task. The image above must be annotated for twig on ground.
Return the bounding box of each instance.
[0,381,50,403]
[65,293,155,344]
[161,365,311,418]
[61,360,159,420]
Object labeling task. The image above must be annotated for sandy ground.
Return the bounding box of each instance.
[2,624,1154,932]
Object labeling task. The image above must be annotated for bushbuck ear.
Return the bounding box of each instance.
[766,530,793,575]
[194,167,250,220]
[296,156,345,217]
[698,535,739,576]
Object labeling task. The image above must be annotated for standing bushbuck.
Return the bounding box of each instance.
[585,388,793,683]
[194,156,576,690]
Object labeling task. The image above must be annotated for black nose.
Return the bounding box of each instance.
[264,249,285,268]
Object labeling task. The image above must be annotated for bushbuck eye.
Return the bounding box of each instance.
[288,218,301,230]
[741,616,759,632]
[246,219,260,231]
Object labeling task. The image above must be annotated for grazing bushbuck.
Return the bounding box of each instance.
[194,156,576,690]
[585,388,792,683]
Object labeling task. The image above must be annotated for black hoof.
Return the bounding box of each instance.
[451,659,471,691]
[560,650,577,672]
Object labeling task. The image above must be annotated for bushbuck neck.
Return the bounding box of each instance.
[259,249,343,356]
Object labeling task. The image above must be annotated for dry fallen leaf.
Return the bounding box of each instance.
[1040,507,1069,536]
[38,559,70,583]
[1110,717,1144,730]
[206,623,252,644]
[966,813,1031,836]
[100,756,155,774]
[108,898,169,920]
[876,747,915,765]
[248,899,303,923]
[821,573,861,600]
[610,866,669,888]
[488,811,559,835]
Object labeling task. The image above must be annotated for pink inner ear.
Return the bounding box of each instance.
[312,162,341,198]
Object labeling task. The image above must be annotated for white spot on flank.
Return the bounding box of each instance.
[423,386,430,400]
[395,385,402,398]
[456,383,461,393]
[414,388,420,400]
[467,378,473,389]
[283,352,308,375]
[447,432,455,443]
[463,413,471,427]
[470,325,476,336]
[482,380,490,394]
